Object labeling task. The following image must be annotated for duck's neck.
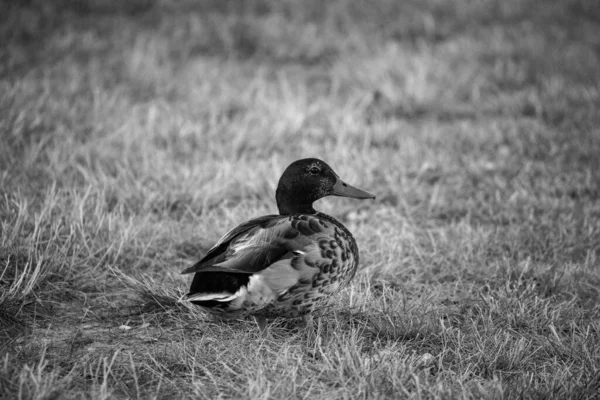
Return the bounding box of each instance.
[276,185,318,215]
[277,203,316,215]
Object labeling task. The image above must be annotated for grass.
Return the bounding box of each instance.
[1,0,600,398]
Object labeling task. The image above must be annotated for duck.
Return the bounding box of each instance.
[180,158,375,335]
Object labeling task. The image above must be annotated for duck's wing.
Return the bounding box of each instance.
[181,214,326,276]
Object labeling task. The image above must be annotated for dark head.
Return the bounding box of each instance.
[275,158,376,215]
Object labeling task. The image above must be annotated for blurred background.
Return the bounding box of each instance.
[2,0,599,261]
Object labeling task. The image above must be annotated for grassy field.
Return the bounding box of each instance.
[1,0,600,398]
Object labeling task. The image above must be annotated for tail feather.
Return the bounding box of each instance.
[180,291,236,303]
[183,272,251,311]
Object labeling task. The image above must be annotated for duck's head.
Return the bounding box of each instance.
[275,158,376,215]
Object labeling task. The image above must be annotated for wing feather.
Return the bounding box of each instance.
[181,214,325,276]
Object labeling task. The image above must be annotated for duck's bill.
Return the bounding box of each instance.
[332,178,376,200]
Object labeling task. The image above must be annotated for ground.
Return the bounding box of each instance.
[1,0,600,398]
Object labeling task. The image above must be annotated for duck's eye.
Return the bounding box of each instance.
[309,166,321,175]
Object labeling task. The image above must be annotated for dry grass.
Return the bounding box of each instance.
[1,0,600,398]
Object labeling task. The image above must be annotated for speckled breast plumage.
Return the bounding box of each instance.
[254,213,359,318]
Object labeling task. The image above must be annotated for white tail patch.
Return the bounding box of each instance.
[180,287,248,303]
